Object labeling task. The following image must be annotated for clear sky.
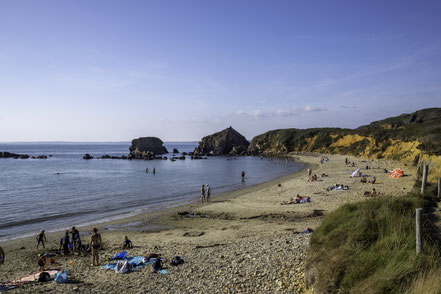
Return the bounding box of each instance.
[1,0,440,141]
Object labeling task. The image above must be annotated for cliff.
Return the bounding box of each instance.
[194,127,249,155]
[248,108,441,182]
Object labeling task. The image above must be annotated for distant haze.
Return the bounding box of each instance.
[1,1,440,142]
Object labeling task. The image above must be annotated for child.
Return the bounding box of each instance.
[121,236,133,249]
[36,230,47,249]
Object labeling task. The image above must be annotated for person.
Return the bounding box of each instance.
[370,188,377,197]
[71,227,81,253]
[307,168,312,176]
[0,246,4,266]
[370,176,377,184]
[146,168,148,173]
[206,184,211,202]
[345,158,348,165]
[90,228,102,266]
[360,177,367,183]
[153,257,163,273]
[241,170,245,182]
[38,255,46,269]
[36,230,47,249]
[200,184,205,203]
[153,167,156,175]
[59,230,70,255]
[121,236,133,249]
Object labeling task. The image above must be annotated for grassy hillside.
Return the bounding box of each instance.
[248,108,441,157]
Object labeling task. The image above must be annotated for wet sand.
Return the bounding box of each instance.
[0,154,417,293]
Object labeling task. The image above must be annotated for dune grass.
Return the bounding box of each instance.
[306,192,441,293]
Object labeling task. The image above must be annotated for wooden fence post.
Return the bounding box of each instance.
[421,164,428,194]
[438,178,441,201]
[416,208,422,254]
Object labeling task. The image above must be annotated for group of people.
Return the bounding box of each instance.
[36,227,103,266]
[145,167,156,174]
[200,184,211,202]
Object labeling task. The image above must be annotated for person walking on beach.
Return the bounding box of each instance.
[241,170,245,182]
[206,184,211,202]
[201,184,205,202]
[153,167,156,175]
[90,228,102,266]
[36,230,47,249]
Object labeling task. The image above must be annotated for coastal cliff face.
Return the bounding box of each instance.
[194,127,249,155]
[248,108,441,182]
[129,137,168,159]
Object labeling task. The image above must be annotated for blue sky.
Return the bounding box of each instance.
[1,0,440,141]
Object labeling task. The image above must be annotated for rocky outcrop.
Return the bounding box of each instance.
[194,127,249,156]
[83,154,93,160]
[129,137,168,159]
[173,148,179,153]
[0,152,29,159]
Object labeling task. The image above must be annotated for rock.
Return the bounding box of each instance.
[0,152,29,159]
[194,127,249,156]
[173,148,179,153]
[129,137,168,160]
[83,154,93,160]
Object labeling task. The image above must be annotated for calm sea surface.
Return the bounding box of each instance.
[0,142,303,241]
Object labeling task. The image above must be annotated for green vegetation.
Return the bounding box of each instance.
[306,189,441,294]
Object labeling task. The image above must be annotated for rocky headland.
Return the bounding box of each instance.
[128,137,168,160]
[194,126,249,156]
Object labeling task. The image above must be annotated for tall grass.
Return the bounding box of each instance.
[306,193,441,293]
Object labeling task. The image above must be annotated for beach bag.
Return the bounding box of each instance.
[38,272,51,282]
[54,270,68,283]
[153,258,163,272]
[170,255,184,266]
[115,260,129,274]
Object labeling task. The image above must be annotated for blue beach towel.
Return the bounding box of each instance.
[101,256,154,271]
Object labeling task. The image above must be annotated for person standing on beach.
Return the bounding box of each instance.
[241,170,245,182]
[146,168,148,173]
[36,230,47,249]
[60,230,70,255]
[307,168,312,177]
[71,226,81,253]
[206,184,211,202]
[201,184,205,202]
[0,246,4,266]
[153,167,156,175]
[90,228,102,266]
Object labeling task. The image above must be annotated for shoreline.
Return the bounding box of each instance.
[0,154,417,293]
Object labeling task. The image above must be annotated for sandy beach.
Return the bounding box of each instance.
[0,154,417,293]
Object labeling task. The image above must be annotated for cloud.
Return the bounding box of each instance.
[236,106,327,119]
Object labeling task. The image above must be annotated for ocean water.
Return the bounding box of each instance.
[0,142,303,241]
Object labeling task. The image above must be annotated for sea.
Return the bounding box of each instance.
[0,142,303,242]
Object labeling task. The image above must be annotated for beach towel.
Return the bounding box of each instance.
[115,260,129,274]
[12,270,59,283]
[389,168,404,178]
[351,169,360,177]
[101,256,153,271]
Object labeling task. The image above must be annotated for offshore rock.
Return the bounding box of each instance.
[194,127,249,156]
[0,152,29,159]
[83,154,93,160]
[129,137,168,159]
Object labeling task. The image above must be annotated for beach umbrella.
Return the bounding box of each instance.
[389,168,404,178]
[351,169,360,177]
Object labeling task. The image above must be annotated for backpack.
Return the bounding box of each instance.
[54,270,68,283]
[38,272,50,282]
[152,258,163,272]
[170,255,184,266]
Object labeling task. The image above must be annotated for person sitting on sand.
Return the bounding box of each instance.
[90,228,102,266]
[38,254,46,270]
[369,177,377,184]
[36,230,47,249]
[360,177,367,183]
[321,173,328,177]
[370,188,377,197]
[121,236,133,249]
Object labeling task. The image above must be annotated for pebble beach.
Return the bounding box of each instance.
[0,154,417,293]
